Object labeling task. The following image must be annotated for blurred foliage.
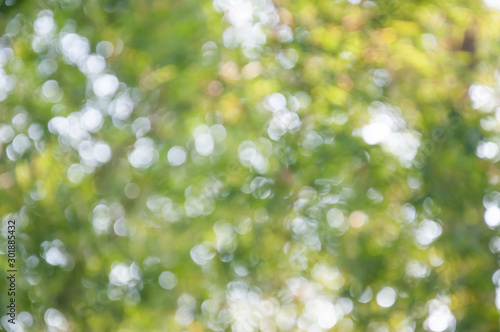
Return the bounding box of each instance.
[1,0,500,331]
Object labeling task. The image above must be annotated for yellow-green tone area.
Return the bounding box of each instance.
[0,0,500,331]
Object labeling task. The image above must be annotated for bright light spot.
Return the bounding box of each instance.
[80,108,103,132]
[492,269,500,286]
[424,299,456,332]
[168,146,187,166]
[216,0,281,59]
[159,271,178,289]
[41,240,73,270]
[234,264,248,276]
[302,131,323,150]
[44,308,69,331]
[327,208,345,228]
[349,210,367,228]
[484,0,500,11]
[490,237,500,253]
[128,138,157,169]
[60,33,90,64]
[109,93,134,120]
[184,197,204,218]
[406,260,430,279]
[190,242,215,265]
[238,140,269,174]
[132,117,151,137]
[42,80,61,101]
[264,93,287,112]
[362,121,391,145]
[361,102,420,164]
[48,116,67,135]
[175,294,196,326]
[162,200,183,223]
[485,206,500,227]
[214,222,237,254]
[276,48,299,69]
[12,134,31,155]
[407,176,421,189]
[401,204,417,222]
[210,124,227,142]
[93,74,119,98]
[372,68,391,87]
[477,141,499,160]
[242,61,263,79]
[415,219,442,246]
[45,247,68,267]
[376,287,397,308]
[93,141,111,163]
[12,113,28,130]
[28,123,44,140]
[67,164,85,184]
[114,218,128,236]
[39,58,58,76]
[311,261,345,290]
[496,287,500,310]
[109,263,131,286]
[276,25,293,42]
[219,61,239,81]
[85,55,106,74]
[195,133,214,156]
[250,176,274,199]
[469,83,495,112]
[18,312,33,328]
[34,12,55,36]
[92,204,111,233]
[147,195,171,212]
[358,287,373,303]
[306,298,341,329]
[0,124,15,143]
[268,109,301,140]
[483,191,500,209]
[109,262,141,288]
[337,297,353,315]
[429,252,444,267]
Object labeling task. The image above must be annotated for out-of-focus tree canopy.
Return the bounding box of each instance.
[1,0,500,331]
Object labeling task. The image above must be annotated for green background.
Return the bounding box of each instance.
[1,0,500,331]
